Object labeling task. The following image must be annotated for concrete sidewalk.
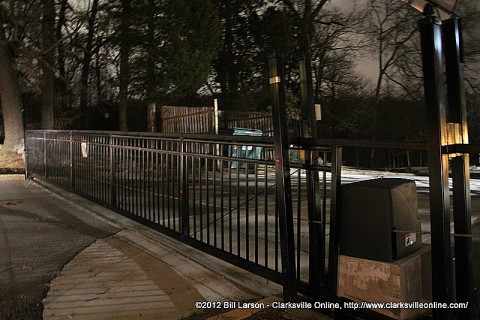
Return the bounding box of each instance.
[42,230,261,320]
[2,175,337,320]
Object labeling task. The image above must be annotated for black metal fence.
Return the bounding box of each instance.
[25,130,341,298]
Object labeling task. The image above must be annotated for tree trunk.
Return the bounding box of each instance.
[146,0,156,101]
[0,37,24,152]
[79,0,100,128]
[118,0,131,131]
[147,102,157,133]
[40,0,56,129]
[145,0,157,127]
[56,0,68,109]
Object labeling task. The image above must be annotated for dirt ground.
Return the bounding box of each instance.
[0,146,24,173]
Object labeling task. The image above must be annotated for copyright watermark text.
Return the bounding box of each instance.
[195,300,469,310]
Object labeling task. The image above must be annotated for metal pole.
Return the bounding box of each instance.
[214,99,221,169]
[180,138,190,238]
[70,131,75,191]
[43,131,48,179]
[109,135,116,208]
[22,108,28,179]
[327,146,342,298]
[299,57,324,289]
[443,17,476,319]
[443,17,465,124]
[419,16,453,319]
[268,53,297,302]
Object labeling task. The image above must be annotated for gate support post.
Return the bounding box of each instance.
[109,135,116,208]
[268,54,297,302]
[443,17,475,319]
[419,16,453,320]
[299,57,324,289]
[69,131,74,191]
[43,131,48,178]
[327,146,342,298]
[180,138,190,238]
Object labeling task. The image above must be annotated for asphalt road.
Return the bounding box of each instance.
[0,175,119,319]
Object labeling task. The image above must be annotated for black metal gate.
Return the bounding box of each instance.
[25,130,342,300]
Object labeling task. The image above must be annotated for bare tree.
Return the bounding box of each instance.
[362,0,421,166]
[0,29,24,151]
[40,0,55,129]
[79,0,100,128]
[460,1,480,95]
[210,0,267,110]
[366,0,419,100]
[118,0,131,131]
[280,0,329,55]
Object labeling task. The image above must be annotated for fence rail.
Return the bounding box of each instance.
[25,130,341,297]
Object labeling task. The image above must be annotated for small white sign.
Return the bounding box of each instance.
[315,104,322,121]
[81,141,88,158]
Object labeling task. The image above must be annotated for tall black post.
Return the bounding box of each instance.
[109,135,116,207]
[179,138,190,238]
[443,17,476,319]
[268,54,297,302]
[419,16,453,319]
[327,146,342,298]
[70,132,75,191]
[299,57,324,289]
[22,107,28,179]
[43,132,48,178]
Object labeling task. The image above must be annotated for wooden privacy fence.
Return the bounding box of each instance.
[160,105,273,136]
[161,106,215,134]
[222,111,273,136]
